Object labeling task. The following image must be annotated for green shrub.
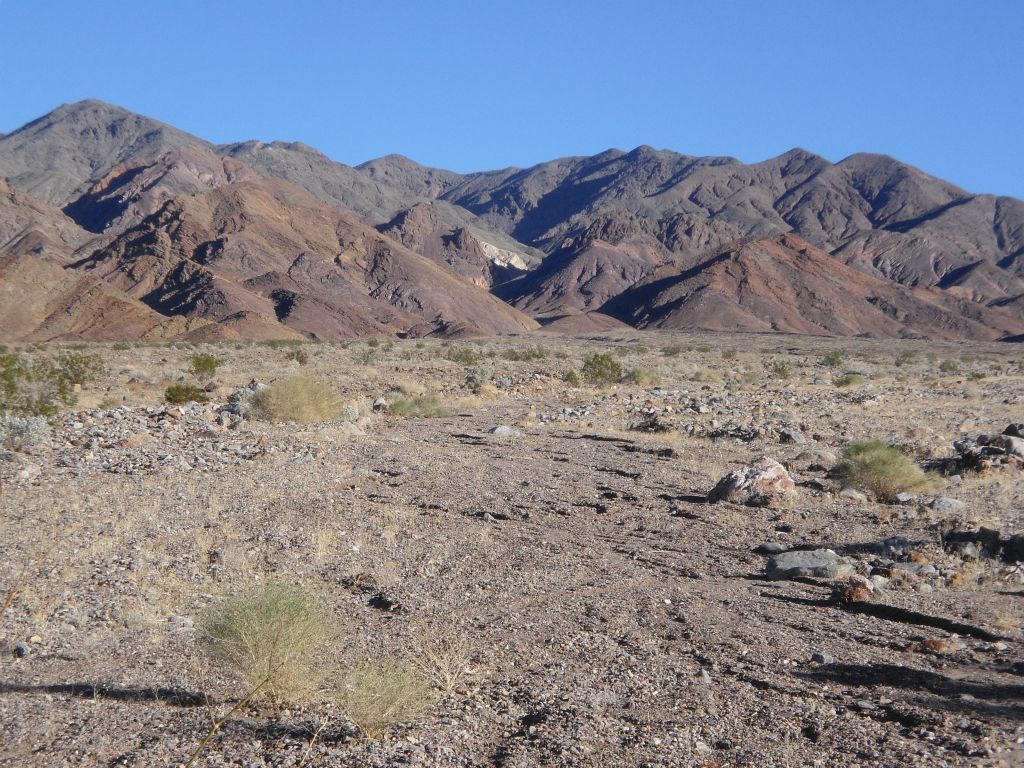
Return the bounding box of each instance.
[199,582,327,705]
[622,367,659,386]
[721,349,737,360]
[661,344,684,357]
[366,338,381,348]
[822,350,844,368]
[0,353,100,417]
[165,383,208,405]
[111,341,132,352]
[938,359,960,373]
[285,348,309,365]
[968,371,987,380]
[563,369,581,387]
[833,373,864,387]
[581,353,622,386]
[445,346,480,365]
[500,345,548,362]
[894,351,915,367]
[691,367,722,383]
[251,376,342,422]
[464,366,491,391]
[829,440,928,502]
[334,660,433,739]
[772,360,793,379]
[389,395,450,418]
[189,353,221,381]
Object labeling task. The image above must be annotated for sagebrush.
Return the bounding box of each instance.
[830,440,929,501]
[251,376,342,422]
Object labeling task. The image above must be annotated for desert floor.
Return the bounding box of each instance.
[1,331,1022,767]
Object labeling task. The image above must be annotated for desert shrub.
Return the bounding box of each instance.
[500,345,548,362]
[445,346,480,365]
[409,624,471,694]
[165,383,208,405]
[691,367,722,383]
[563,369,581,387]
[581,353,622,386]
[829,440,928,501]
[57,350,105,386]
[740,371,760,385]
[622,367,659,386]
[822,350,844,368]
[968,371,987,380]
[189,353,221,381]
[1,354,80,417]
[464,366,491,391]
[111,341,132,352]
[334,660,433,739]
[251,376,342,422]
[772,360,793,379]
[894,351,915,367]
[0,413,51,453]
[721,348,737,360]
[661,344,684,357]
[695,344,712,353]
[199,582,327,705]
[389,395,450,418]
[285,348,309,365]
[938,359,960,373]
[833,373,864,387]
[366,338,381,348]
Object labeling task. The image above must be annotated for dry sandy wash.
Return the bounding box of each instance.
[1,331,1022,767]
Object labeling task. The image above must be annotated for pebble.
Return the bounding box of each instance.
[811,651,835,664]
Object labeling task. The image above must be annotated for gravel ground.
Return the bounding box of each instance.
[1,333,1022,767]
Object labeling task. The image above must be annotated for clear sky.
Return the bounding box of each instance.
[1,1,1022,197]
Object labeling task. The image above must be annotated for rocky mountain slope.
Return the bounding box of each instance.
[1,100,1022,341]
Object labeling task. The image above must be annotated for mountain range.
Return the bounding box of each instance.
[1,100,1022,341]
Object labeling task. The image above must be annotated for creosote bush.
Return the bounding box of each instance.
[199,582,328,705]
[822,350,844,368]
[165,383,208,405]
[832,373,864,388]
[189,353,221,381]
[250,375,342,423]
[1,351,104,417]
[563,369,581,387]
[829,440,928,502]
[581,353,622,386]
[389,395,450,418]
[285,348,309,365]
[334,659,434,739]
[622,367,658,386]
[938,359,960,373]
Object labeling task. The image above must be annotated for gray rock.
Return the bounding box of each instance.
[894,492,917,504]
[811,651,834,664]
[779,429,807,445]
[489,425,523,438]
[927,496,966,512]
[372,397,388,413]
[839,487,868,502]
[755,542,787,555]
[708,456,796,505]
[12,641,30,659]
[765,548,854,580]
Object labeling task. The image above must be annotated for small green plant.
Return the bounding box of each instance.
[111,341,132,352]
[661,344,684,357]
[189,353,221,381]
[251,376,342,422]
[389,395,450,418]
[581,353,623,386]
[563,369,581,387]
[334,660,433,740]
[968,371,987,380]
[165,383,208,405]
[832,373,864,387]
[622,367,659,386]
[938,359,960,373]
[500,345,548,362]
[829,440,929,502]
[1,352,104,417]
[366,338,381,348]
[894,351,915,367]
[822,350,844,368]
[464,366,491,391]
[285,348,309,365]
[445,346,481,365]
[772,360,793,379]
[199,582,327,705]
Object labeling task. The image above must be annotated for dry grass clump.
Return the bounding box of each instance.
[389,395,450,418]
[833,372,864,387]
[622,367,659,386]
[829,440,929,502]
[198,582,328,705]
[334,659,434,739]
[409,623,472,693]
[251,375,342,423]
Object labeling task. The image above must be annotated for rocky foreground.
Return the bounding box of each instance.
[1,333,1022,767]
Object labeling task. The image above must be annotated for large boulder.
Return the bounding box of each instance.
[708,456,796,505]
[765,549,855,580]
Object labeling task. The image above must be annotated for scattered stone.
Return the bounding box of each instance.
[708,456,796,505]
[12,641,29,659]
[811,651,835,664]
[839,487,868,502]
[764,549,854,580]
[894,492,917,504]
[779,429,807,445]
[792,449,837,471]
[755,542,787,555]
[489,425,523,438]
[927,496,966,512]
[372,397,389,413]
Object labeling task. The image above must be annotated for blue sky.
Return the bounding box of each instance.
[1,1,1022,197]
